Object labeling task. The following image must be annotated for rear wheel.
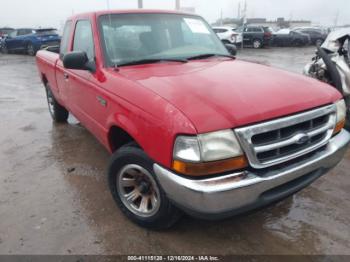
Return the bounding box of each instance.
[2,44,8,54]
[108,145,181,229]
[315,39,324,46]
[27,43,36,56]
[45,84,69,122]
[293,39,303,47]
[252,39,262,49]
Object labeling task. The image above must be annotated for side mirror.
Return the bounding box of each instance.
[224,43,237,56]
[63,51,90,70]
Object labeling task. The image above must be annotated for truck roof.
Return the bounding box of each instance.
[67,9,197,20]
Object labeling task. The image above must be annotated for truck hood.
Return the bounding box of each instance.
[119,59,342,133]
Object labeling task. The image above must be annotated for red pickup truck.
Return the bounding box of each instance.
[36,9,350,229]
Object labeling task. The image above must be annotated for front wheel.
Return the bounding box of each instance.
[2,44,8,54]
[315,39,324,46]
[252,39,262,49]
[45,85,69,122]
[292,39,303,47]
[108,145,182,229]
[27,43,36,56]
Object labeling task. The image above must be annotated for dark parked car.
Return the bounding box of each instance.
[237,26,273,48]
[294,28,328,46]
[272,29,310,47]
[2,28,60,56]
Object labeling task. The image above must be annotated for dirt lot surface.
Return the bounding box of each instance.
[0,47,350,255]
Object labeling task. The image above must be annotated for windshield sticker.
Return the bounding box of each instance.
[184,18,210,34]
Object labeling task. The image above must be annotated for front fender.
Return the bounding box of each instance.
[105,102,197,168]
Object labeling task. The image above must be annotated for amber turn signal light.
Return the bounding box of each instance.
[172,156,248,177]
[333,119,345,135]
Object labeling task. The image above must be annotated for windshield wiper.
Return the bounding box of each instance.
[187,53,235,60]
[118,58,188,67]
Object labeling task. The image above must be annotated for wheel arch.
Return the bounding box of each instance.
[24,40,33,48]
[252,38,263,47]
[107,124,141,153]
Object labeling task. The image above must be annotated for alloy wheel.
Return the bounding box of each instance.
[27,44,35,56]
[253,40,261,49]
[117,164,161,218]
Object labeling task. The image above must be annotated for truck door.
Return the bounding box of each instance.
[65,19,107,139]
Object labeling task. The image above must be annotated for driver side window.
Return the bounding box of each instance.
[60,21,72,59]
[9,31,17,38]
[73,20,95,61]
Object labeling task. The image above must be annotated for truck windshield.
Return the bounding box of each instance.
[99,13,228,66]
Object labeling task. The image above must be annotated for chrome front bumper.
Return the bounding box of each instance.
[153,130,350,219]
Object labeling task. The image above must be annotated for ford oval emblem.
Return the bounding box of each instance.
[295,133,310,145]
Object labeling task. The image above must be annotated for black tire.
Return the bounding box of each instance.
[345,115,350,132]
[45,84,69,122]
[315,39,324,46]
[27,42,36,56]
[252,39,262,49]
[108,145,182,229]
[292,39,303,47]
[2,44,8,54]
[344,97,350,132]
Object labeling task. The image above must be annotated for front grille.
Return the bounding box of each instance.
[235,104,337,169]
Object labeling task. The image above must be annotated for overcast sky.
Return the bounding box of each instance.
[1,0,349,29]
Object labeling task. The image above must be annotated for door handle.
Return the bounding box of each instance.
[97,96,107,107]
[64,73,69,80]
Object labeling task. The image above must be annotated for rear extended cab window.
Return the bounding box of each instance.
[59,21,72,59]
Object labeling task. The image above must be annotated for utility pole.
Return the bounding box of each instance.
[238,2,241,19]
[138,0,143,8]
[175,0,180,10]
[220,9,223,26]
[241,1,248,50]
[334,10,339,28]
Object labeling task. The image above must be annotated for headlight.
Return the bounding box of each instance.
[198,129,243,161]
[173,136,201,162]
[173,130,247,176]
[334,99,346,134]
[335,99,346,122]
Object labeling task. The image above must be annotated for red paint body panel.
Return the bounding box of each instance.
[119,59,341,133]
[35,10,342,169]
